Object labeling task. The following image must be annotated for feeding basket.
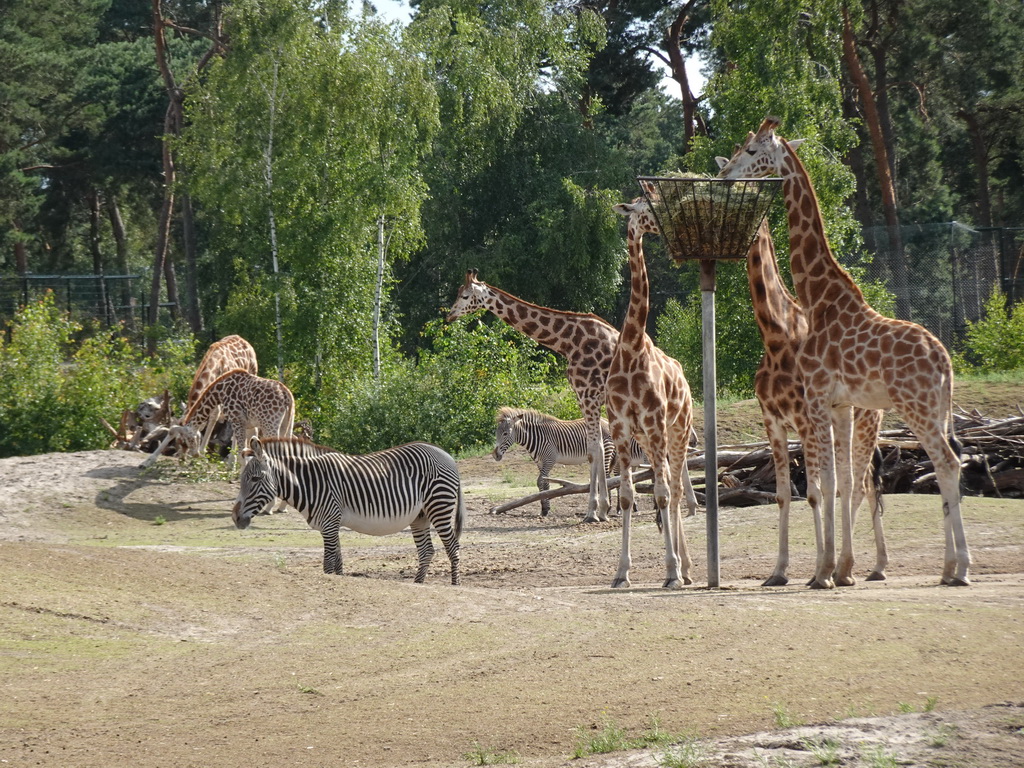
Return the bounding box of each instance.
[638,176,782,262]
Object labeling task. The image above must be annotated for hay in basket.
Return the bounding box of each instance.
[637,174,781,262]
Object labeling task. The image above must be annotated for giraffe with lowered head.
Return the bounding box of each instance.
[718,117,970,587]
[185,335,259,453]
[447,270,620,522]
[607,189,698,589]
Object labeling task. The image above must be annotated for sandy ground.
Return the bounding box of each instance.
[1,437,1022,768]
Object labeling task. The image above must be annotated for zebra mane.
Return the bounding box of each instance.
[254,436,338,458]
[495,407,566,425]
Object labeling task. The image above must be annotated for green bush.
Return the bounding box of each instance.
[960,288,1024,372]
[0,292,196,458]
[320,313,578,455]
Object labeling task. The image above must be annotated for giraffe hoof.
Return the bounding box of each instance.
[834,575,856,587]
[582,515,601,524]
[942,576,971,587]
[682,576,693,586]
[865,571,886,582]
[762,575,789,587]
[662,578,684,590]
[611,577,630,589]
[808,578,835,590]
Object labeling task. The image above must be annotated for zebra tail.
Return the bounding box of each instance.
[455,483,466,541]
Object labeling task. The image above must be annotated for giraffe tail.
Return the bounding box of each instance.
[870,445,885,520]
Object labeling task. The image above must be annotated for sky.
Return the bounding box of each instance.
[359,0,706,96]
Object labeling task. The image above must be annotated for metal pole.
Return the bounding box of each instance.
[700,259,720,588]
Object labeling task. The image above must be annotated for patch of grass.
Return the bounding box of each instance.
[463,742,520,765]
[771,702,804,729]
[157,455,236,484]
[659,734,709,768]
[296,684,322,696]
[751,752,797,768]
[861,744,899,768]
[801,736,841,766]
[152,515,166,526]
[898,695,939,714]
[928,724,958,747]
[572,715,685,759]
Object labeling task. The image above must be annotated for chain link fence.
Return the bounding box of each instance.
[856,223,1024,349]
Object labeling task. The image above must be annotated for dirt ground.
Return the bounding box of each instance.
[2,387,1023,767]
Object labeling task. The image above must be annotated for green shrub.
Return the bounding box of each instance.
[960,288,1024,372]
[320,313,577,455]
[0,292,196,458]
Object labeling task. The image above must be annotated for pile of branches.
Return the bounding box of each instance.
[491,407,1024,514]
[100,392,231,458]
[709,406,1024,505]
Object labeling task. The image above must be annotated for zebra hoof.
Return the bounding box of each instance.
[865,571,886,581]
[762,575,788,587]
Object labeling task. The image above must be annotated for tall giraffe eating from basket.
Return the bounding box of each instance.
[718,117,970,587]
[447,270,620,522]
[607,189,698,588]
[735,217,887,586]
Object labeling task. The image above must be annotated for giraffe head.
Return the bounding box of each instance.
[169,423,201,459]
[716,117,805,179]
[232,436,278,528]
[612,181,661,237]
[446,269,488,322]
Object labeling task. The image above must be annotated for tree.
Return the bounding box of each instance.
[182,0,438,434]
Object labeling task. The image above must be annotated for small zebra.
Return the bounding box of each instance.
[232,437,465,585]
[494,407,647,517]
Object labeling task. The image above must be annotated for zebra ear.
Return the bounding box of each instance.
[249,435,264,461]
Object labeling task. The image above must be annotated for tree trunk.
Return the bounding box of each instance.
[88,189,110,324]
[180,191,203,333]
[842,6,908,318]
[105,193,135,326]
[663,0,707,155]
[148,101,176,355]
[959,111,993,228]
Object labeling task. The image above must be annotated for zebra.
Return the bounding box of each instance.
[494,407,647,517]
[232,436,465,585]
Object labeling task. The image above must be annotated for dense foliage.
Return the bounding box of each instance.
[1,0,1021,457]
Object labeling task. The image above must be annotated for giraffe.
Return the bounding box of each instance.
[736,217,888,586]
[607,190,698,589]
[185,335,259,453]
[447,270,620,522]
[718,117,970,587]
[141,369,294,476]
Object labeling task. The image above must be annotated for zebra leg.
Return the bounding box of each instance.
[538,458,554,517]
[410,516,436,583]
[321,527,343,575]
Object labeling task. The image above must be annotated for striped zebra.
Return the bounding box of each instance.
[232,437,465,585]
[494,408,647,517]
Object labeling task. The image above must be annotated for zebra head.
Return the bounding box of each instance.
[446,269,488,322]
[232,436,278,529]
[493,411,523,461]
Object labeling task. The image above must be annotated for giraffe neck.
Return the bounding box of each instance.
[780,144,865,310]
[183,382,223,427]
[746,223,803,343]
[482,285,578,353]
[620,223,650,349]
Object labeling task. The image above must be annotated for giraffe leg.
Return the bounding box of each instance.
[832,406,858,587]
[904,415,971,585]
[668,428,695,584]
[762,416,793,587]
[410,515,436,583]
[583,408,610,523]
[611,436,635,588]
[855,410,887,581]
[801,402,837,590]
[647,444,683,589]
